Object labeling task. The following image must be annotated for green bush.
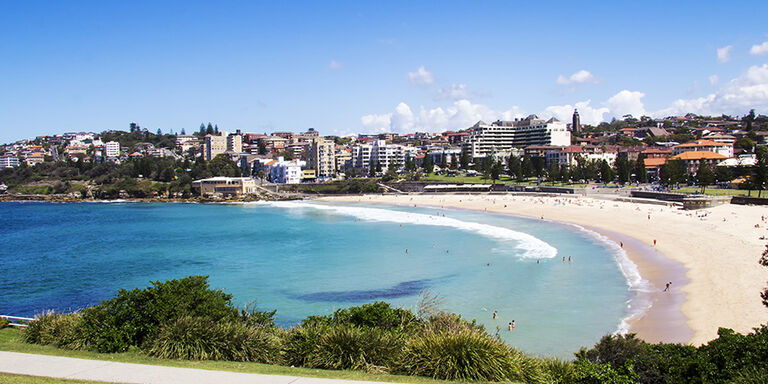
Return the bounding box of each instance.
[697,326,768,383]
[283,325,326,367]
[147,316,282,364]
[22,312,86,350]
[0,317,10,329]
[77,275,239,352]
[305,324,404,371]
[398,328,516,381]
[424,311,485,334]
[571,359,638,384]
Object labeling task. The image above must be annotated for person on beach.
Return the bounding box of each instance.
[620,241,623,248]
[664,282,672,292]
[508,322,513,331]
[562,256,566,262]
[512,320,516,329]
[493,310,498,320]
[653,239,657,246]
[568,256,572,262]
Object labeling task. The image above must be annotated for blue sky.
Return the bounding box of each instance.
[2,0,768,143]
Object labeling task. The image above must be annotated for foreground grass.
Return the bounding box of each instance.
[674,186,756,196]
[0,373,120,384]
[0,328,497,384]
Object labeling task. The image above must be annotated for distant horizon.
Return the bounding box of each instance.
[2,1,768,144]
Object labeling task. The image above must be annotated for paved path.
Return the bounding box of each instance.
[0,352,394,384]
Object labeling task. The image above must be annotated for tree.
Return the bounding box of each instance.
[660,160,687,189]
[696,163,715,194]
[744,109,756,131]
[761,246,768,308]
[440,154,447,170]
[460,150,470,170]
[257,140,267,155]
[450,154,458,170]
[214,124,219,134]
[423,153,434,174]
[490,160,503,182]
[753,157,768,198]
[715,166,732,184]
[206,123,214,135]
[633,156,648,183]
[735,137,756,151]
[521,155,534,180]
[181,128,186,135]
[508,154,522,181]
[199,123,206,135]
[129,122,138,133]
[599,160,615,184]
[614,157,630,184]
[208,154,240,177]
[156,128,162,136]
[547,162,560,185]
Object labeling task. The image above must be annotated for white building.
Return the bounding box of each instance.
[105,141,120,158]
[352,140,414,171]
[0,155,20,168]
[463,116,571,158]
[253,157,305,184]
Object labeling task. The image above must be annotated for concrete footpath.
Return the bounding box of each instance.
[0,352,396,384]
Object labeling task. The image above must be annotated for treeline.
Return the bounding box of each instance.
[0,154,243,198]
[15,275,768,383]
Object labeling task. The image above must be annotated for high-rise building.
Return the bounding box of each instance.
[227,133,242,153]
[308,138,335,179]
[205,134,227,160]
[462,116,571,158]
[572,109,581,133]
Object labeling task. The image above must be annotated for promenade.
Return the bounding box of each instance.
[0,352,395,384]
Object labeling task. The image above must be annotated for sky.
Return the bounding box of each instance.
[2,0,768,143]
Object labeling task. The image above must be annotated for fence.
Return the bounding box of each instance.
[1,315,34,327]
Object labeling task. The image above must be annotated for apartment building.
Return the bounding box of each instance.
[463,116,571,158]
[105,141,120,158]
[352,140,408,171]
[0,155,20,168]
[308,138,336,179]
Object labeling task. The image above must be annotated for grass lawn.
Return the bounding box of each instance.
[0,328,495,384]
[423,174,586,187]
[0,373,121,384]
[673,187,755,197]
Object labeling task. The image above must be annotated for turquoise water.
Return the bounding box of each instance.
[0,200,635,357]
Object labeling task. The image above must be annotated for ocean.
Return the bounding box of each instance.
[0,200,642,357]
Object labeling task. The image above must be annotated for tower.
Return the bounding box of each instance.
[572,109,581,133]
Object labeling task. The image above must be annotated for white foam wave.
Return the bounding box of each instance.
[248,201,558,260]
[562,222,653,335]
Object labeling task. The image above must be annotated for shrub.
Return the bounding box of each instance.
[697,325,768,383]
[78,275,239,352]
[239,306,277,329]
[540,357,577,383]
[147,316,282,364]
[424,311,485,334]
[398,328,516,381]
[0,317,9,329]
[22,312,86,350]
[283,325,326,367]
[571,359,638,384]
[304,302,416,332]
[577,333,668,384]
[305,324,404,371]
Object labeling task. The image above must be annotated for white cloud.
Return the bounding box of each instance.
[436,84,475,100]
[717,45,733,63]
[605,90,647,119]
[542,100,609,125]
[655,64,768,117]
[408,66,435,86]
[556,70,596,85]
[329,60,342,69]
[751,41,768,56]
[360,99,525,133]
[709,75,719,86]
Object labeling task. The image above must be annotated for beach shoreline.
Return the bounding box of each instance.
[317,193,768,346]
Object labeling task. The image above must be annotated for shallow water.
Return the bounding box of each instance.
[0,200,634,357]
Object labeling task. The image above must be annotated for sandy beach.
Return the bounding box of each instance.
[318,193,768,346]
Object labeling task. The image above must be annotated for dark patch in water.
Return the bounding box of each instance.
[294,279,430,302]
